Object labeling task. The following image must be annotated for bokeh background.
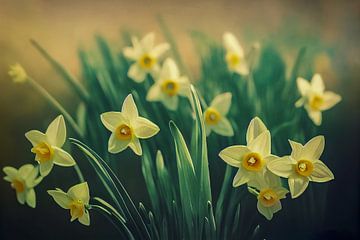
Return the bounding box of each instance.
[0,0,359,239]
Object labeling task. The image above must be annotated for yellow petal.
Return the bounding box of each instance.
[320,91,341,111]
[78,210,90,226]
[52,147,76,167]
[140,32,155,52]
[301,135,325,161]
[246,117,268,144]
[129,137,142,156]
[108,133,131,154]
[48,189,72,209]
[219,145,250,168]
[210,92,232,115]
[67,182,90,204]
[25,130,47,147]
[232,169,250,187]
[26,188,36,208]
[132,117,160,139]
[46,115,66,147]
[122,94,139,120]
[267,156,294,178]
[309,160,334,183]
[128,63,146,82]
[212,118,234,137]
[288,176,309,198]
[296,77,311,96]
[311,73,325,93]
[101,112,128,132]
[159,58,180,79]
[223,32,244,56]
[248,131,271,157]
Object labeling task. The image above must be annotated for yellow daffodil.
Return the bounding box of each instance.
[295,74,341,125]
[204,92,234,136]
[3,164,42,208]
[48,182,90,226]
[8,63,28,83]
[146,58,190,110]
[267,136,334,198]
[101,94,160,155]
[25,115,76,176]
[219,117,277,187]
[123,32,170,83]
[223,32,249,75]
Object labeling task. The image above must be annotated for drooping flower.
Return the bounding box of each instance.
[8,63,28,83]
[267,136,334,198]
[295,74,341,125]
[48,182,90,226]
[101,94,160,155]
[25,115,76,176]
[146,58,190,110]
[219,117,277,187]
[223,32,249,75]
[3,164,42,208]
[204,92,234,136]
[123,32,170,83]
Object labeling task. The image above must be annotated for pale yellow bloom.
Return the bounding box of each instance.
[204,92,233,137]
[101,94,160,155]
[48,182,90,226]
[123,32,170,83]
[295,74,341,125]
[267,136,334,198]
[25,115,76,176]
[8,63,28,83]
[223,32,249,75]
[3,164,42,208]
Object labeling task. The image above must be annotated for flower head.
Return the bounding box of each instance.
[146,58,190,110]
[48,182,90,226]
[223,32,249,75]
[219,117,277,187]
[123,32,170,83]
[3,164,42,208]
[8,63,28,83]
[267,136,334,198]
[204,92,234,136]
[25,115,76,176]
[101,94,160,155]
[295,74,341,125]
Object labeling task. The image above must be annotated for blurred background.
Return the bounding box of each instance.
[0,0,359,239]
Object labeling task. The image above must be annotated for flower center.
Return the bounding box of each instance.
[115,124,132,140]
[309,94,324,111]
[258,189,279,207]
[70,199,85,219]
[161,80,179,96]
[204,108,221,125]
[139,54,156,69]
[295,160,314,177]
[242,152,264,172]
[226,52,241,68]
[11,179,25,193]
[31,142,54,163]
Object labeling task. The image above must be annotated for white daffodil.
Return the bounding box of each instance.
[219,117,277,187]
[146,58,190,111]
[8,63,28,83]
[204,92,234,137]
[123,32,170,83]
[25,115,76,176]
[267,136,334,198]
[48,182,90,226]
[295,74,341,125]
[101,94,160,155]
[3,164,42,208]
[223,32,249,75]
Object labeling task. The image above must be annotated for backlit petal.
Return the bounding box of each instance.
[223,32,244,56]
[267,156,294,178]
[210,92,232,115]
[101,112,128,132]
[301,136,324,161]
[68,182,90,204]
[26,188,36,208]
[320,91,341,111]
[128,63,146,83]
[309,160,334,183]
[288,176,309,198]
[162,95,178,111]
[219,145,250,168]
[129,137,142,156]
[212,118,234,137]
[53,147,76,167]
[48,189,72,209]
[78,210,90,226]
[151,43,170,58]
[257,201,273,220]
[146,84,162,101]
[140,32,155,52]
[311,74,325,93]
[46,115,66,147]
[122,94,139,120]
[232,169,250,187]
[108,133,130,154]
[18,164,34,179]
[3,166,18,179]
[296,77,311,96]
[246,117,268,144]
[25,130,47,146]
[160,58,180,80]
[132,117,160,139]
[288,140,303,160]
[248,131,271,156]
[39,160,54,176]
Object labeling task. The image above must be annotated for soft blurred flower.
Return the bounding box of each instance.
[146,58,190,110]
[219,117,277,187]
[223,32,249,75]
[25,115,76,176]
[48,182,90,226]
[295,74,341,125]
[3,164,42,208]
[204,92,234,136]
[267,136,334,198]
[101,94,160,155]
[8,63,28,83]
[123,32,170,83]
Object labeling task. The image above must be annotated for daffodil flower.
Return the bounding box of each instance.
[123,32,170,83]
[267,136,334,198]
[101,94,160,155]
[8,63,28,83]
[25,115,76,176]
[146,58,190,110]
[219,117,277,187]
[3,164,42,208]
[48,182,90,226]
[204,92,234,136]
[295,74,341,125]
[223,32,249,75]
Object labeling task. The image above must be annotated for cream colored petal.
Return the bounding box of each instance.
[212,118,234,137]
[122,94,139,120]
[132,117,160,139]
[131,36,141,50]
[306,108,322,126]
[288,175,309,198]
[301,135,324,161]
[146,84,162,101]
[160,58,180,79]
[68,182,90,204]
[295,97,305,108]
[320,91,341,111]
[210,92,232,115]
[108,133,131,154]
[151,43,170,58]
[16,192,26,204]
[140,32,155,52]
[78,210,90,226]
[26,188,36,208]
[25,130,47,146]
[123,46,141,60]
[233,62,249,75]
[246,117,268,144]
[4,176,12,182]
[248,130,271,156]
[232,169,250,187]
[129,137,142,156]
[296,77,311,96]
[205,125,212,136]
[288,140,303,160]
[309,160,334,183]
[162,95,178,111]
[223,32,244,56]
[219,145,250,168]
[46,115,66,147]
[3,166,18,179]
[149,63,161,79]
[24,165,38,183]
[275,187,289,199]
[26,175,43,188]
[177,77,191,97]
[48,189,72,209]
[19,164,34,179]
[52,147,76,167]
[100,112,128,132]
[128,63,146,83]
[39,160,54,176]
[267,156,294,178]
[311,73,325,93]
[271,201,282,214]
[257,201,273,220]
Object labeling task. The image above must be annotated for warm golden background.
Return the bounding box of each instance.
[0,0,359,239]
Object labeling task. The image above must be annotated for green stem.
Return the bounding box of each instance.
[74,164,85,183]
